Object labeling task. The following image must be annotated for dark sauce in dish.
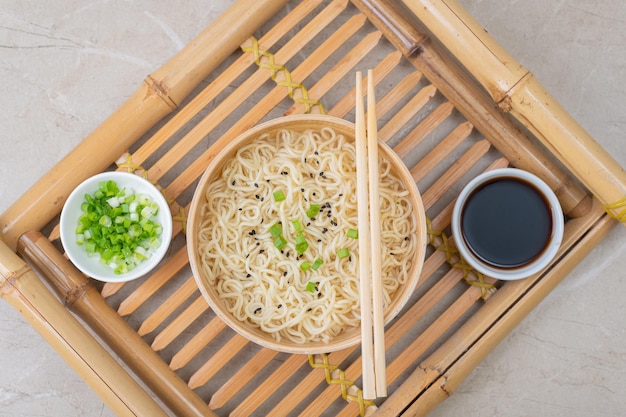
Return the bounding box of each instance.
[461,177,553,268]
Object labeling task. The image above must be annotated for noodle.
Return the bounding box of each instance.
[197,126,417,344]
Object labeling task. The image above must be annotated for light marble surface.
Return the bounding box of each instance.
[1,1,624,416]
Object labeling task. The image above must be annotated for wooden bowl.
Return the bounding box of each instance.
[187,115,427,354]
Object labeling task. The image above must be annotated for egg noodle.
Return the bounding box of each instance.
[197,126,417,344]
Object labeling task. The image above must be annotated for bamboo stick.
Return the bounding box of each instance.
[150,296,212,352]
[230,354,309,417]
[188,335,249,389]
[168,316,229,371]
[0,240,169,417]
[138,276,198,336]
[209,348,279,410]
[0,0,291,251]
[392,101,454,158]
[117,245,189,316]
[367,71,387,398]
[409,121,473,182]
[326,51,407,118]
[420,140,492,209]
[352,0,593,219]
[377,84,437,142]
[355,71,376,400]
[16,232,214,417]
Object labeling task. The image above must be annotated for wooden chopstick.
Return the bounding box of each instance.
[355,70,375,400]
[367,69,387,398]
[355,70,386,399]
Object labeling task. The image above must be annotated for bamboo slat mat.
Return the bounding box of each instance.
[2,0,623,416]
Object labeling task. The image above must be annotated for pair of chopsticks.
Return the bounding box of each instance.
[355,70,386,400]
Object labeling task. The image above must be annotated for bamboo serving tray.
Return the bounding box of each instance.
[1,0,625,416]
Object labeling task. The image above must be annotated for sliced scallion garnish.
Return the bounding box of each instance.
[273,235,288,250]
[311,258,323,270]
[273,189,286,202]
[347,228,358,239]
[269,223,282,238]
[306,204,320,218]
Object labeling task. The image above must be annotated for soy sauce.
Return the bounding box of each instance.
[460,177,553,268]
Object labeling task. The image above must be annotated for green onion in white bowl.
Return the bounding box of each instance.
[60,172,172,282]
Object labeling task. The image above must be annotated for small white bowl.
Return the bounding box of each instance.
[451,168,564,280]
[60,172,172,282]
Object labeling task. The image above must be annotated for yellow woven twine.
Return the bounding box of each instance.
[241,37,327,114]
[603,196,626,222]
[308,354,376,416]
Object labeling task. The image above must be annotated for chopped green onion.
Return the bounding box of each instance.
[305,281,317,293]
[311,258,323,270]
[337,248,350,259]
[269,223,282,238]
[347,228,359,239]
[300,261,311,271]
[294,232,308,255]
[291,219,303,233]
[273,235,288,250]
[75,180,162,274]
[273,189,286,202]
[306,204,320,218]
[295,242,308,255]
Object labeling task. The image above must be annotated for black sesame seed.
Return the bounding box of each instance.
[301,188,305,192]
[256,242,260,246]
[322,228,328,233]
[283,271,287,277]
[259,249,265,254]
[254,307,262,314]
[314,151,319,155]
[310,173,314,178]
[238,207,242,211]
[254,183,259,188]
[260,197,264,201]
[317,239,321,243]
[319,171,324,176]
[306,222,311,227]
[246,273,251,278]
[278,304,283,308]
[232,180,236,185]
[255,194,260,199]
